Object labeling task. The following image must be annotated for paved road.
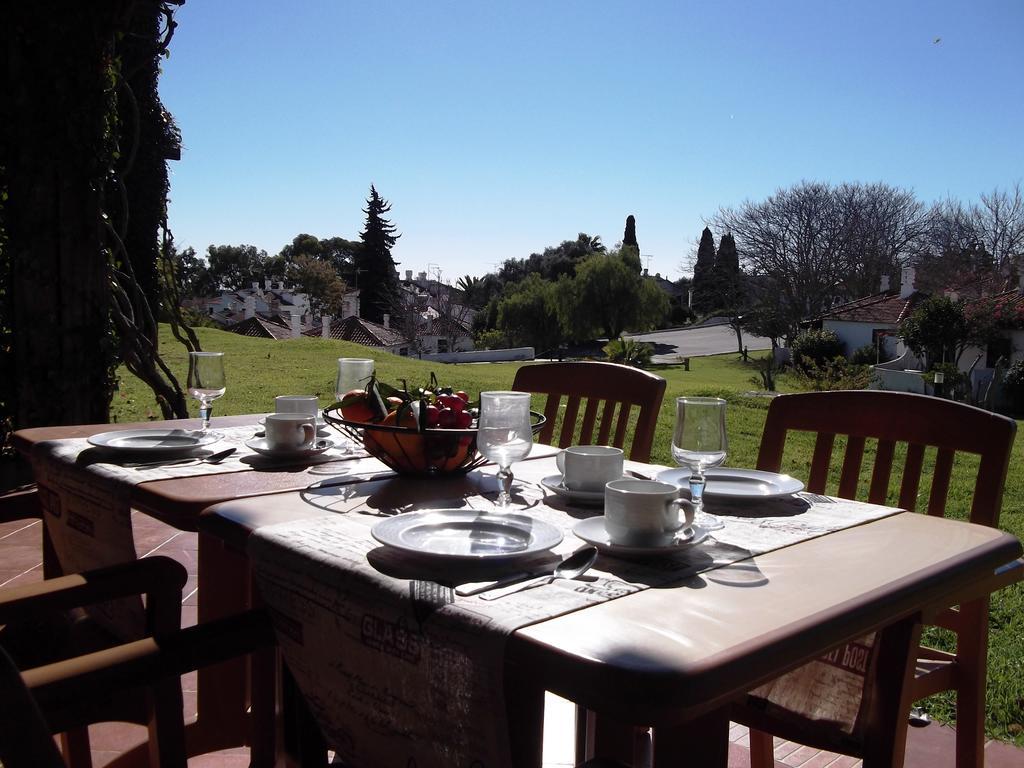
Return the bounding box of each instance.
[626,323,772,364]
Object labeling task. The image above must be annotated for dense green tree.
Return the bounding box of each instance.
[496,274,565,353]
[286,255,348,317]
[204,244,271,291]
[899,296,975,368]
[166,245,215,298]
[500,233,607,283]
[692,226,717,314]
[278,233,361,281]
[573,250,669,338]
[357,185,401,324]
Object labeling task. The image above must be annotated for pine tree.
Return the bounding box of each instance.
[713,232,742,310]
[692,226,717,314]
[357,185,401,324]
[623,215,639,251]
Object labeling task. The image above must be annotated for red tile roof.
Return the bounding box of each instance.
[225,316,294,340]
[811,291,928,324]
[304,315,408,347]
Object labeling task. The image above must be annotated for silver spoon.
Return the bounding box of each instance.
[477,546,598,601]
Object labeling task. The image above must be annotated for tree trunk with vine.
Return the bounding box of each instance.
[4,2,130,431]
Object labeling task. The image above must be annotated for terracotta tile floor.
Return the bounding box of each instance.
[3,513,1022,767]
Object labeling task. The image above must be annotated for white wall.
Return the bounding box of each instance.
[823,320,899,360]
[421,347,534,363]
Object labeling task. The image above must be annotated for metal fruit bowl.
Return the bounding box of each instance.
[323,404,546,476]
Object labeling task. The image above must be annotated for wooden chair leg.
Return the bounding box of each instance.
[748,727,775,768]
[59,728,93,768]
[147,679,187,768]
[954,599,988,768]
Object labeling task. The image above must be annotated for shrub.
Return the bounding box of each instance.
[926,362,971,402]
[474,329,509,350]
[790,329,845,370]
[1002,360,1024,411]
[850,344,878,366]
[793,358,874,391]
[602,337,653,368]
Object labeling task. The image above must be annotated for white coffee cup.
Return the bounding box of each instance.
[264,413,317,452]
[604,479,696,546]
[275,395,319,417]
[556,445,624,492]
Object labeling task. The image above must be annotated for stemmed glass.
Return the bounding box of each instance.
[477,391,533,508]
[187,352,226,434]
[671,396,728,530]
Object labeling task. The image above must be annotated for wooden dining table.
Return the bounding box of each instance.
[197,454,1022,768]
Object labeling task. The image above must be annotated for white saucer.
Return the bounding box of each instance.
[572,516,709,556]
[244,437,335,459]
[540,475,606,506]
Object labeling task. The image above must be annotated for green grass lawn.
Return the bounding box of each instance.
[114,325,1024,745]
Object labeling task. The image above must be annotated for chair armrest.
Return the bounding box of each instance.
[924,557,1024,625]
[0,556,186,625]
[24,609,276,718]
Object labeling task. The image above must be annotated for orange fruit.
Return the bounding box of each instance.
[365,408,424,472]
[340,389,376,423]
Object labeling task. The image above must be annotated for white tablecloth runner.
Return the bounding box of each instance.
[248,477,901,768]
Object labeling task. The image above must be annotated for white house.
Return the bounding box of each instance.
[809,266,926,364]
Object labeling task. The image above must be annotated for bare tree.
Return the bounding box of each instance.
[714,181,930,335]
[974,183,1024,271]
[833,182,929,298]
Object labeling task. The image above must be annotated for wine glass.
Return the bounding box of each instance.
[187,352,226,434]
[671,396,728,530]
[477,391,533,508]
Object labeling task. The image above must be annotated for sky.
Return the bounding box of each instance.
[160,0,1024,282]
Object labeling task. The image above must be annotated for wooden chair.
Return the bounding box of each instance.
[512,362,667,462]
[0,556,275,768]
[736,390,1019,768]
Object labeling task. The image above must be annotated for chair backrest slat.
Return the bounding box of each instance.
[898,443,926,512]
[512,362,667,462]
[538,395,561,446]
[808,433,835,493]
[838,435,866,499]
[869,439,896,504]
[613,403,631,450]
[757,391,1016,525]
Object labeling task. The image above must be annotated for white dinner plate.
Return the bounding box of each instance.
[540,475,606,506]
[244,437,336,459]
[372,509,563,562]
[655,467,805,499]
[87,429,220,456]
[572,516,709,556]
